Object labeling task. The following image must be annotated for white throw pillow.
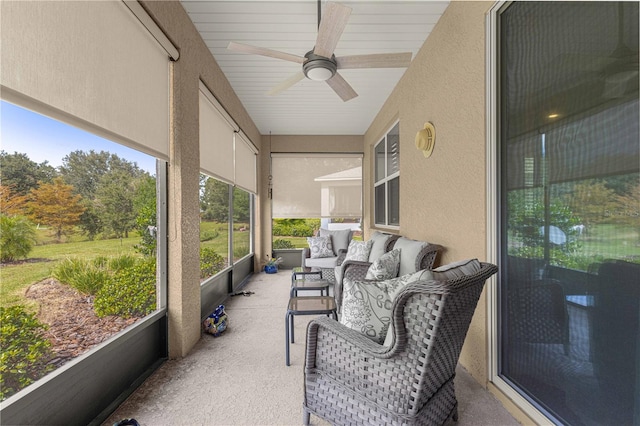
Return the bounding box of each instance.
[319,228,351,255]
[365,248,401,280]
[344,239,374,262]
[340,270,429,344]
[306,235,334,259]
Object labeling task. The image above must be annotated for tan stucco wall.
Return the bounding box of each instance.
[365,0,490,382]
[141,1,262,358]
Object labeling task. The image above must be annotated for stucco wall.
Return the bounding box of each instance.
[364,1,491,382]
[141,1,262,358]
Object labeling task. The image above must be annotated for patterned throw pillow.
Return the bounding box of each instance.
[339,270,427,343]
[307,235,334,258]
[344,239,374,262]
[365,248,401,280]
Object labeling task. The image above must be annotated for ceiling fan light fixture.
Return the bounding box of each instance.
[303,51,337,81]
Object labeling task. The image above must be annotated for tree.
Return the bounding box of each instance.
[0,215,36,262]
[566,181,618,230]
[0,151,56,195]
[133,175,157,256]
[200,177,229,222]
[0,185,28,216]
[60,150,148,239]
[26,177,85,241]
[233,187,250,223]
[59,150,144,200]
[95,170,136,238]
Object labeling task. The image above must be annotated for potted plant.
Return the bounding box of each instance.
[263,255,283,274]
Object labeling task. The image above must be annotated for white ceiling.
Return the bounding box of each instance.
[180,0,449,135]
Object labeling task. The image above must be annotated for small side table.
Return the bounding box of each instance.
[291,267,330,297]
[285,296,337,366]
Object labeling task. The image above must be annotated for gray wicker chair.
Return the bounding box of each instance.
[335,238,443,311]
[303,262,498,426]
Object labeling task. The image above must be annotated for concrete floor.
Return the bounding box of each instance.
[104,271,520,426]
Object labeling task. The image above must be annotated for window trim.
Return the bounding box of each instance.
[373,120,400,229]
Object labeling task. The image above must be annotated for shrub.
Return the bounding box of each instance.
[200,230,219,242]
[108,254,137,271]
[94,257,156,318]
[52,257,107,295]
[52,254,139,296]
[200,247,226,279]
[273,239,294,249]
[0,305,53,400]
[272,219,318,237]
[0,215,36,263]
[233,244,249,259]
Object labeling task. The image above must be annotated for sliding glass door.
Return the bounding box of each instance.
[498,2,639,424]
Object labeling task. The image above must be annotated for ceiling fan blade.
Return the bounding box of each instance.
[268,71,306,96]
[314,2,352,58]
[326,72,358,102]
[227,41,305,64]
[337,52,413,69]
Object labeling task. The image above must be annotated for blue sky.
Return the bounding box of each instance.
[1,101,157,174]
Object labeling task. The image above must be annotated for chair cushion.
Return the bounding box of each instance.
[307,235,334,258]
[340,270,427,344]
[345,239,374,262]
[367,231,392,262]
[430,258,482,281]
[365,248,400,280]
[319,228,351,255]
[305,256,339,269]
[393,237,429,276]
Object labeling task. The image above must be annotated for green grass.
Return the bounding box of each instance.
[580,224,640,261]
[0,235,139,310]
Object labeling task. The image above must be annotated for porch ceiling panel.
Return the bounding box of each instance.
[180,0,449,135]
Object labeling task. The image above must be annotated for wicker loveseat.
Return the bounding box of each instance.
[303,262,498,426]
[334,234,443,310]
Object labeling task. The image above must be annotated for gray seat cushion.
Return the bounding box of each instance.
[305,256,340,269]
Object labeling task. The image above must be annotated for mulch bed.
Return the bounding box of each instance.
[25,279,139,368]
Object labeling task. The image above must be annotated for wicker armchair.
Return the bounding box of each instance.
[335,237,443,310]
[303,262,498,426]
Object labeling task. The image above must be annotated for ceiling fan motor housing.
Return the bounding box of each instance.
[303,51,337,81]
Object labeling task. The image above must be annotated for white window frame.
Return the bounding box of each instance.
[486,3,560,424]
[373,121,400,229]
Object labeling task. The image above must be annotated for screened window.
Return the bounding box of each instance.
[0,101,163,400]
[271,154,362,248]
[374,122,400,227]
[498,2,639,425]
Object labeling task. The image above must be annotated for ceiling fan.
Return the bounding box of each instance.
[227,1,413,102]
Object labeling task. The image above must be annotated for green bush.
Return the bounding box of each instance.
[52,257,107,295]
[273,239,294,249]
[0,305,53,401]
[0,215,36,263]
[272,219,318,237]
[233,244,249,259]
[200,230,219,242]
[200,247,226,279]
[52,254,140,296]
[94,257,156,318]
